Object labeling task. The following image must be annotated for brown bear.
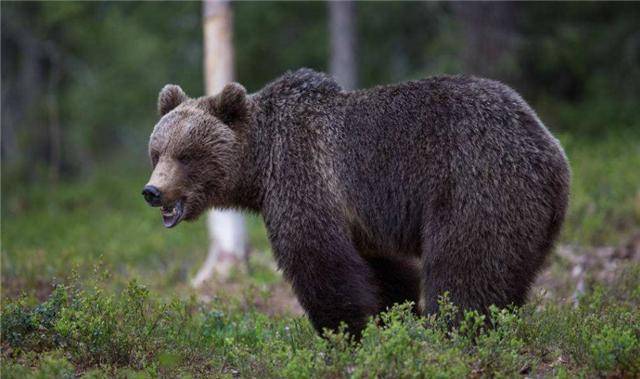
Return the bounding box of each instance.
[143,68,570,336]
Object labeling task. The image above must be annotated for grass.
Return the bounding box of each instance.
[2,129,639,377]
[1,168,270,295]
[560,130,640,245]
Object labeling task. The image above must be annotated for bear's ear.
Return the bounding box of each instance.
[208,82,248,126]
[158,84,187,116]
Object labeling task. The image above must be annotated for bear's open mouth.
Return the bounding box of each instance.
[161,199,184,228]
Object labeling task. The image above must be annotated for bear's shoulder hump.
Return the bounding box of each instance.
[260,68,342,100]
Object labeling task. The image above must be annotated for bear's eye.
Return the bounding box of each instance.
[176,154,193,164]
[150,151,160,167]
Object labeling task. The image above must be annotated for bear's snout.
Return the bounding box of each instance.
[142,185,162,207]
[144,157,185,207]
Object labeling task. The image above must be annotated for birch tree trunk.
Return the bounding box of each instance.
[192,0,249,287]
[329,0,357,90]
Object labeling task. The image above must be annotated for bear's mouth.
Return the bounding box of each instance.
[161,199,184,228]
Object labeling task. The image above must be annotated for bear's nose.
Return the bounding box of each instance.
[142,185,162,207]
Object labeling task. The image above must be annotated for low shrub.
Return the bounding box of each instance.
[2,264,639,378]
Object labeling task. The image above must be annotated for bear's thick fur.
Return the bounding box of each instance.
[145,68,570,336]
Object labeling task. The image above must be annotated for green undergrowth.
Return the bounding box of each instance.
[2,264,639,378]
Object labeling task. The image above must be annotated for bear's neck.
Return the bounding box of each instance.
[229,90,342,213]
[227,99,271,213]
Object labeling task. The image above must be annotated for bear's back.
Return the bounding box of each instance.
[338,75,564,190]
[333,75,568,255]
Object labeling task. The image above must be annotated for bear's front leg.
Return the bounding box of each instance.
[268,218,380,337]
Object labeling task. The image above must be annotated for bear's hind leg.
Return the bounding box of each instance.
[421,218,537,321]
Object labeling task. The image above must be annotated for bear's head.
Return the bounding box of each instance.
[142,83,250,228]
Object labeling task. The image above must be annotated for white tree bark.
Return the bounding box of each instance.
[329,0,357,90]
[192,0,249,288]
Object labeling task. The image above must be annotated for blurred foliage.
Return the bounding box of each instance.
[2,1,639,183]
[2,2,203,180]
[518,2,640,102]
[561,130,640,245]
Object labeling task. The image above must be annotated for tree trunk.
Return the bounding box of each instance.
[329,0,357,90]
[192,0,249,288]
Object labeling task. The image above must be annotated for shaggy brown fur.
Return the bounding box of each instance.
[144,68,570,337]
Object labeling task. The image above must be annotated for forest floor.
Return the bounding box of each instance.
[2,130,639,378]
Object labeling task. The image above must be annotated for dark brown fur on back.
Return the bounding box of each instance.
[148,68,570,337]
